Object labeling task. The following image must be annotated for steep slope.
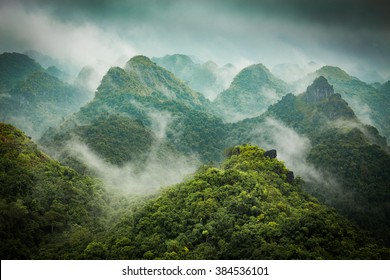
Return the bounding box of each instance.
[103,145,388,259]
[213,63,290,122]
[41,55,229,174]
[297,66,390,141]
[0,52,91,139]
[0,123,109,259]
[228,77,390,245]
[152,54,237,100]
[0,52,43,93]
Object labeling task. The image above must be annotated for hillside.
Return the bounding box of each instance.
[0,52,43,93]
[229,76,390,244]
[297,66,390,141]
[0,52,91,139]
[0,123,109,259]
[2,124,387,259]
[102,145,388,259]
[213,63,290,122]
[40,55,229,178]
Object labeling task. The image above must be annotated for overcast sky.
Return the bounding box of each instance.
[1,0,389,79]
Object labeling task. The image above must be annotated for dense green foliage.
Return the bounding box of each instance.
[4,130,387,259]
[41,55,229,165]
[1,52,389,259]
[213,63,290,122]
[0,123,110,259]
[0,52,43,93]
[230,77,390,245]
[103,145,388,259]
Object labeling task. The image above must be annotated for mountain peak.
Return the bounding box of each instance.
[230,63,273,89]
[305,76,334,102]
[0,52,44,91]
[316,65,352,81]
[126,55,155,67]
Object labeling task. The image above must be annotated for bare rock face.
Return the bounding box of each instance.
[305,76,334,103]
[286,171,294,183]
[264,149,277,159]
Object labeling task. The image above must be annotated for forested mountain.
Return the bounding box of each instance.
[40,55,229,179]
[152,54,237,100]
[2,128,388,259]
[0,123,110,259]
[89,145,388,259]
[228,76,390,245]
[0,52,43,92]
[213,63,290,122]
[0,53,91,139]
[296,66,390,141]
[1,52,389,259]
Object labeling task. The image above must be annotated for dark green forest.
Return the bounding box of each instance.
[1,52,389,259]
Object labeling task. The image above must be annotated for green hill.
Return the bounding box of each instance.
[298,66,390,141]
[41,55,229,168]
[0,123,109,259]
[0,52,43,93]
[103,145,388,259]
[229,76,390,245]
[213,63,290,122]
[0,52,91,139]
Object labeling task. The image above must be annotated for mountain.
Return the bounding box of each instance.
[24,50,61,70]
[213,63,290,122]
[40,55,229,176]
[0,52,43,93]
[102,145,388,259]
[228,76,390,245]
[152,54,237,100]
[296,66,390,141]
[0,53,91,139]
[2,51,390,259]
[0,123,109,259]
[46,66,71,82]
[3,124,388,259]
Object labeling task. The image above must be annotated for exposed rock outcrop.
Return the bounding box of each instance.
[305,76,334,102]
[264,149,277,159]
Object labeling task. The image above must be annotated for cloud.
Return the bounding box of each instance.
[249,117,337,186]
[67,139,199,195]
[1,0,389,80]
[0,2,137,74]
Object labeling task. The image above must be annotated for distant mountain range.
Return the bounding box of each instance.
[0,53,91,139]
[1,51,389,259]
[152,54,237,101]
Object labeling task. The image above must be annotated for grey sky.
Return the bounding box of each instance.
[0,0,389,79]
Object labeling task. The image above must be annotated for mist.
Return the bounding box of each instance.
[67,139,199,195]
[1,0,389,81]
[250,118,338,186]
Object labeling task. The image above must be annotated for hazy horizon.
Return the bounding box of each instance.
[1,0,389,81]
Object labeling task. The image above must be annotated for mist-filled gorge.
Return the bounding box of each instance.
[1,0,390,260]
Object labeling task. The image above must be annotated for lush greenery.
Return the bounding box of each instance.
[0,52,43,93]
[230,77,390,245]
[102,145,388,259]
[1,52,389,259]
[0,123,109,259]
[2,130,387,259]
[41,55,229,165]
